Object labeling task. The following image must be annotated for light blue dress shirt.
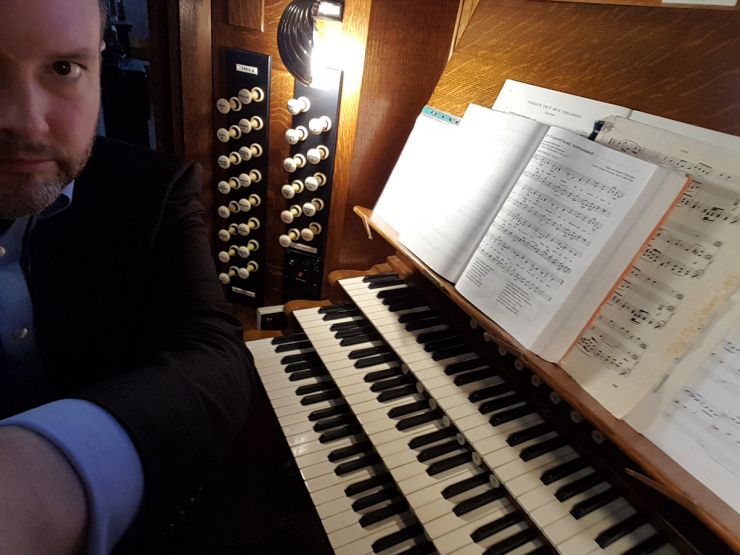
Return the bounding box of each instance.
[0,183,144,554]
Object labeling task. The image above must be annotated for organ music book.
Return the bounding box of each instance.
[374,104,691,377]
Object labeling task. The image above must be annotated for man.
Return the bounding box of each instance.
[0,0,253,553]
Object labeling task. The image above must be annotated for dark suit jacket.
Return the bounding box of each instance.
[21,137,254,552]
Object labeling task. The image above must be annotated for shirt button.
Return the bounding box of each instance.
[0,245,6,257]
[15,327,29,340]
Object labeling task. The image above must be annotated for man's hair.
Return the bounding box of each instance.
[98,0,109,35]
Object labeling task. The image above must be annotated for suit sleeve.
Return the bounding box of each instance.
[73,161,254,552]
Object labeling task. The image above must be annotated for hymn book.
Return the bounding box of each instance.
[374,104,691,365]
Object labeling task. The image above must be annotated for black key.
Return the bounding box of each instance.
[507,422,552,447]
[445,358,487,376]
[417,440,465,462]
[275,340,313,352]
[396,409,442,431]
[331,320,370,332]
[519,435,568,461]
[319,302,355,313]
[453,368,493,386]
[281,352,321,365]
[387,298,426,312]
[441,473,491,499]
[416,329,456,344]
[334,325,375,339]
[405,317,445,331]
[307,404,349,421]
[345,473,394,496]
[349,345,392,359]
[368,278,405,289]
[271,333,307,345]
[471,511,525,541]
[468,383,511,403]
[621,533,667,555]
[318,423,362,443]
[301,389,343,406]
[489,403,536,426]
[288,368,327,382]
[355,353,399,368]
[376,287,411,300]
[340,333,382,347]
[335,453,382,476]
[432,344,471,361]
[377,384,418,402]
[363,272,399,283]
[595,512,644,548]
[483,528,539,555]
[398,542,437,555]
[408,427,456,449]
[423,336,466,353]
[323,308,363,321]
[313,413,356,432]
[359,499,409,527]
[388,400,429,418]
[398,310,437,324]
[540,457,589,485]
[370,375,415,392]
[427,451,472,476]
[371,524,425,553]
[570,487,620,519]
[555,472,604,502]
[453,487,506,516]
[365,367,404,382]
[328,441,373,462]
[295,381,336,396]
[479,393,523,415]
[352,486,398,511]
[522,547,550,555]
[284,360,322,374]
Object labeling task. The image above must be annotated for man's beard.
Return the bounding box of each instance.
[0,135,93,219]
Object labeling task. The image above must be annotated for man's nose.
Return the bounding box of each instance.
[0,77,51,139]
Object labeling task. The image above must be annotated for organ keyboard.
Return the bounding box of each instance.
[247,272,713,554]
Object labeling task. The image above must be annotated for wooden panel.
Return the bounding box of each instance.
[333,0,462,272]
[227,0,265,31]
[429,0,740,135]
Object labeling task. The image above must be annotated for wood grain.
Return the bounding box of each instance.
[430,0,740,135]
[227,0,265,31]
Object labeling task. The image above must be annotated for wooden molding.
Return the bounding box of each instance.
[228,0,265,31]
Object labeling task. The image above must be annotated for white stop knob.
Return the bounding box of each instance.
[285,126,308,145]
[308,116,332,135]
[287,96,311,115]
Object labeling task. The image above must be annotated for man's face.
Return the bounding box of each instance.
[0,0,102,219]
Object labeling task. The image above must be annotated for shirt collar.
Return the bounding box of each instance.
[39,181,75,220]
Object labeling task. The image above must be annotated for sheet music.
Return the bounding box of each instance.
[398,105,547,282]
[562,116,740,417]
[456,126,683,362]
[493,79,631,136]
[628,305,740,513]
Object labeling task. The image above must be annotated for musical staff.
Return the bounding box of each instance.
[666,336,740,480]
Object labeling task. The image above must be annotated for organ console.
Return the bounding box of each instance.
[239,0,740,550]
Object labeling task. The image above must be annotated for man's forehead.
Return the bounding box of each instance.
[0,0,101,58]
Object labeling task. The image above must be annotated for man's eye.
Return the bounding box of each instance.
[52,61,83,78]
